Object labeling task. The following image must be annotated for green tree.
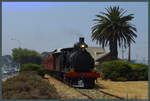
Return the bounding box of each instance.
[91,6,137,60]
[12,48,43,65]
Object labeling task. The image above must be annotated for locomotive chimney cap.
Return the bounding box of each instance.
[79,37,84,43]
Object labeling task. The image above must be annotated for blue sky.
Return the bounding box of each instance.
[2,2,148,60]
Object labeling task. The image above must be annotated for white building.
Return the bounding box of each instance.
[86,47,107,64]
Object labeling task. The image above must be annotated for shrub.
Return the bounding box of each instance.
[101,60,148,81]
[130,63,148,80]
[20,63,45,76]
[95,64,102,73]
[95,64,102,70]
[116,77,127,81]
[101,60,132,81]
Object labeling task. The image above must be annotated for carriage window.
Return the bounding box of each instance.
[95,52,104,55]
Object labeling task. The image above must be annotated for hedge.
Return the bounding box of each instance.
[100,60,148,81]
[20,63,45,76]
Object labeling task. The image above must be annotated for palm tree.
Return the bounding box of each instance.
[91,6,137,60]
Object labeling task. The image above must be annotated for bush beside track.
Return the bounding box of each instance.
[20,63,45,77]
[97,60,148,81]
[2,71,60,99]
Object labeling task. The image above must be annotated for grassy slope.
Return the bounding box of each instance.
[2,71,60,99]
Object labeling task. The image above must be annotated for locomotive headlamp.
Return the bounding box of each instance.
[80,44,86,48]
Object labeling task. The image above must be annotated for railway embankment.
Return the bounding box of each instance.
[2,71,60,99]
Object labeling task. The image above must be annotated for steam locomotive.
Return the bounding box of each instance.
[43,37,100,88]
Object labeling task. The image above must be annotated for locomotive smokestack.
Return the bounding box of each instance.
[79,37,84,43]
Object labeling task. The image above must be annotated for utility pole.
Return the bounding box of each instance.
[142,57,146,64]
[121,45,126,60]
[136,54,139,61]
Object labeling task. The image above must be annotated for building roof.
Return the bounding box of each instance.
[48,47,107,62]
[86,47,107,61]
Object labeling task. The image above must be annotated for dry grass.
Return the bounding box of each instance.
[2,71,60,99]
[97,78,148,99]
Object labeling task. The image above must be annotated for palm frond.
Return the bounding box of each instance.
[91,6,137,50]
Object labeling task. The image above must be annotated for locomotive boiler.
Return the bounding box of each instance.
[43,37,100,88]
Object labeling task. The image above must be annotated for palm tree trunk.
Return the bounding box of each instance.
[128,43,131,62]
[109,40,118,60]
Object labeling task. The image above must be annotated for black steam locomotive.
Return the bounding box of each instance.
[43,37,100,88]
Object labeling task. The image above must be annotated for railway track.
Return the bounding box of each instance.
[64,80,123,99]
[96,88,125,99]
[62,77,124,99]
[75,87,124,100]
[75,88,118,100]
[45,74,124,99]
[75,88,94,99]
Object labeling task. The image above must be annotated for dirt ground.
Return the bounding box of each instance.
[97,78,148,99]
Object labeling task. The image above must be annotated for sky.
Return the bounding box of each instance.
[2,2,148,61]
